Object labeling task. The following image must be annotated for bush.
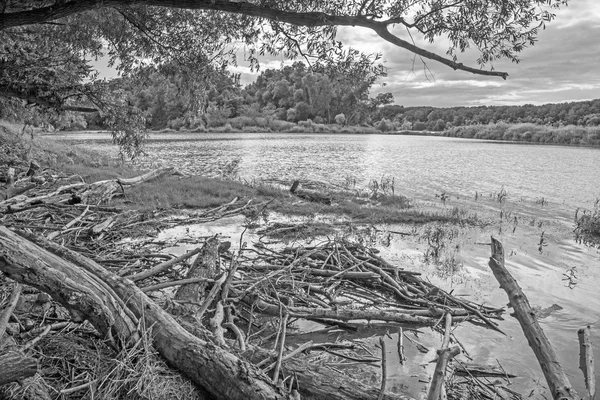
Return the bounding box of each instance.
[282,125,312,133]
[375,119,392,132]
[270,120,297,132]
[334,113,346,125]
[298,119,313,128]
[313,116,324,124]
[167,117,186,131]
[312,123,330,133]
[286,108,297,122]
[209,123,237,133]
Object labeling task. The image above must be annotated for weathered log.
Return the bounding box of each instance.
[427,346,460,400]
[0,350,38,385]
[240,293,471,324]
[0,227,412,400]
[175,236,219,303]
[488,237,577,400]
[578,325,595,400]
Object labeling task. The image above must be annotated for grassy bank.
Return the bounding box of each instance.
[445,122,600,145]
[1,120,472,226]
[160,116,381,135]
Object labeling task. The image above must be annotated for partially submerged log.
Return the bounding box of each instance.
[578,326,595,400]
[488,237,577,400]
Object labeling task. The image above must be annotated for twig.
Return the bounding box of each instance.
[129,247,203,282]
[141,277,215,292]
[60,379,99,395]
[398,327,405,364]
[377,337,387,400]
[22,324,52,351]
[197,273,227,320]
[0,282,22,343]
[272,310,289,385]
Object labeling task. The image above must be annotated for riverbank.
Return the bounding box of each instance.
[0,128,514,400]
[391,122,600,146]
[2,124,599,400]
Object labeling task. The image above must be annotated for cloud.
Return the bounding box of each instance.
[359,0,600,107]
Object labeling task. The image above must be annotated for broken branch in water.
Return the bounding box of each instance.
[578,325,595,400]
[488,237,577,400]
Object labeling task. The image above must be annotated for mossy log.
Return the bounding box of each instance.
[0,227,411,400]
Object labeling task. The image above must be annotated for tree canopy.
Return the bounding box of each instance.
[1,0,568,155]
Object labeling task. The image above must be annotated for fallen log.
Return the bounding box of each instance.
[241,293,471,324]
[0,350,38,385]
[0,227,411,400]
[488,237,577,400]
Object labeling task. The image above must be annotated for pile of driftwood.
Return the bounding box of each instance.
[0,168,595,400]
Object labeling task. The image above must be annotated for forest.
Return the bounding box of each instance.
[5,59,599,141]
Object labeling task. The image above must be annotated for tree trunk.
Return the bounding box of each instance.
[488,237,577,400]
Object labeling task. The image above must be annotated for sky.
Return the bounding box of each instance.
[95,1,600,108]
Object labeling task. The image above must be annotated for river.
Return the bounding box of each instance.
[51,131,600,399]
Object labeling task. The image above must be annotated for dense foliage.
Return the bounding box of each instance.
[375,99,600,131]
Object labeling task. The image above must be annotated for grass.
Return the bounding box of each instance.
[0,326,205,400]
[575,199,600,246]
[2,118,485,227]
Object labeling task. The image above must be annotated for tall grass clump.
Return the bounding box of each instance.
[575,199,600,245]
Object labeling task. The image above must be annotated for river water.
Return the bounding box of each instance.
[51,131,600,399]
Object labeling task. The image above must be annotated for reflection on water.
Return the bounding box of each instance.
[51,131,600,398]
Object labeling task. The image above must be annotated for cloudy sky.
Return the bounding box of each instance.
[95,1,600,108]
[230,0,600,108]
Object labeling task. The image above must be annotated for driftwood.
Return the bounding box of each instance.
[0,350,38,385]
[488,237,577,400]
[0,227,410,400]
[427,313,458,400]
[0,282,22,344]
[0,167,177,213]
[289,180,333,205]
[428,346,460,400]
[578,326,595,400]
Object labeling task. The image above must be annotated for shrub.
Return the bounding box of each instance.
[286,108,296,122]
[376,119,392,132]
[334,113,346,125]
[282,125,312,133]
[209,123,237,133]
[240,126,271,133]
[270,120,297,131]
[313,116,324,124]
[312,123,330,133]
[298,119,313,128]
[167,117,186,131]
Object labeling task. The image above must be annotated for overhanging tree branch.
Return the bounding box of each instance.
[0,0,511,78]
[0,89,99,112]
